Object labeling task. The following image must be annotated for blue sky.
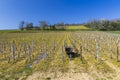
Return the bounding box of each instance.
[0,0,120,30]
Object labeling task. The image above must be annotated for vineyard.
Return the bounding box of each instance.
[0,31,120,80]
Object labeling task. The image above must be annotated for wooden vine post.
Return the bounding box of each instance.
[95,39,100,62]
[117,41,120,62]
[53,40,55,51]
[80,45,83,63]
[11,40,15,61]
[107,38,112,59]
[2,43,5,54]
[26,44,31,63]
[61,45,64,63]
[2,43,6,58]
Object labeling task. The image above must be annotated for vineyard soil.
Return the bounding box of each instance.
[0,31,120,80]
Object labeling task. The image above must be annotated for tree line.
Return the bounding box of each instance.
[85,19,120,31]
[19,21,66,30]
[19,19,120,31]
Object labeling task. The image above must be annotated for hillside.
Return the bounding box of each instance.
[66,25,91,31]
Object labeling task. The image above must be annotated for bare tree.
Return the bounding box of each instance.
[39,21,48,30]
[19,21,25,30]
[26,22,34,30]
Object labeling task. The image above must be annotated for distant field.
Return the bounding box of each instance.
[0,30,57,33]
[0,25,91,33]
[66,25,91,30]
[108,31,120,34]
[0,30,20,33]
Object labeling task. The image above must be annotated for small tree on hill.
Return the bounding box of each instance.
[39,21,48,30]
[19,21,25,30]
[26,22,34,30]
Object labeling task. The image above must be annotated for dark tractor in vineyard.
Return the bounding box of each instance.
[65,46,80,60]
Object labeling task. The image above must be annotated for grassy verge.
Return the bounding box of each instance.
[0,25,92,33]
[102,31,120,34]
